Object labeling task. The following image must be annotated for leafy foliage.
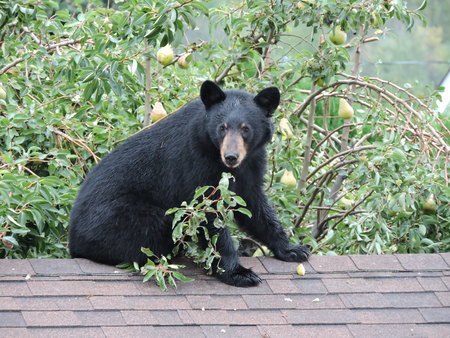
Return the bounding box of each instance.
[119,173,251,291]
[168,172,251,275]
[0,0,448,260]
[117,248,193,292]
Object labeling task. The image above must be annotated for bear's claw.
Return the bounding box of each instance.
[218,264,262,287]
[274,244,310,262]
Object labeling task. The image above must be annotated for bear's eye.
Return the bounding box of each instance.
[219,124,227,132]
[241,126,250,133]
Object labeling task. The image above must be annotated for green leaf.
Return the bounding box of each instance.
[418,224,427,236]
[417,0,427,10]
[167,275,177,289]
[2,236,18,246]
[172,223,183,242]
[237,208,252,218]
[172,271,194,282]
[194,186,210,200]
[156,272,168,292]
[233,195,247,206]
[144,259,156,268]
[165,208,178,215]
[142,270,156,283]
[219,172,232,190]
[115,262,132,269]
[141,247,155,257]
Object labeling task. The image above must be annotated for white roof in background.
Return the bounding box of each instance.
[437,69,450,113]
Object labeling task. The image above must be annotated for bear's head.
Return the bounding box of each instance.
[200,80,280,169]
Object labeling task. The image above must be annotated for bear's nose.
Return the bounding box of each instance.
[225,153,238,165]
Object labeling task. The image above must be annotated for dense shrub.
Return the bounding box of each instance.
[1,0,448,258]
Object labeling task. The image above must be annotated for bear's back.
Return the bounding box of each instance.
[73,99,219,208]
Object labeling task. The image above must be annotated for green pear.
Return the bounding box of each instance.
[157,45,174,66]
[338,99,354,119]
[423,195,437,212]
[315,78,326,87]
[329,26,347,45]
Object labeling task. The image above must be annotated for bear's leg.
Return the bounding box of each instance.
[70,201,174,266]
[205,225,261,287]
[237,189,310,262]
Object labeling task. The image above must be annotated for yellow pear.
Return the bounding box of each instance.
[296,263,306,276]
[177,53,191,69]
[338,99,354,119]
[150,102,167,122]
[281,170,297,187]
[103,17,113,30]
[329,26,347,45]
[339,197,355,208]
[0,85,6,100]
[156,45,174,66]
[279,118,294,139]
[297,1,306,10]
[252,246,270,257]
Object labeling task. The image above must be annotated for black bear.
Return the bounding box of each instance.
[69,81,310,287]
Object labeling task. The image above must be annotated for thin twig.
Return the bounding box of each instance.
[143,41,152,127]
[307,159,358,188]
[174,0,194,8]
[298,115,341,152]
[53,130,100,162]
[36,96,72,109]
[310,122,365,160]
[315,190,373,240]
[306,145,376,181]
[294,171,332,228]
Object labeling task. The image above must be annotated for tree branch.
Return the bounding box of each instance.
[215,62,236,83]
[298,83,316,191]
[0,38,83,75]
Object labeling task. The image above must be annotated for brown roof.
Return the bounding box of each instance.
[1,254,449,337]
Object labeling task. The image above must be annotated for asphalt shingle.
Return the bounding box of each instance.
[0,254,448,337]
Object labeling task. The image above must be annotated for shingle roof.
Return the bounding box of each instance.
[1,254,449,337]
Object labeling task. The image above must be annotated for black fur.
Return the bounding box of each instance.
[69,81,310,287]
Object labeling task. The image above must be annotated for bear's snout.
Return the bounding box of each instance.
[220,130,247,168]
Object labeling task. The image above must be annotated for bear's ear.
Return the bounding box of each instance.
[254,87,280,117]
[201,80,226,108]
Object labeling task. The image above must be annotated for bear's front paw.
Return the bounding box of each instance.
[274,244,310,262]
[218,264,262,287]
